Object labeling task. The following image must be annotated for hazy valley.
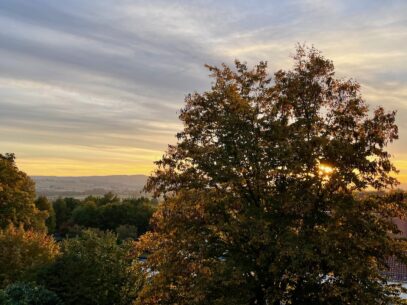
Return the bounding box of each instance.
[32,175,148,198]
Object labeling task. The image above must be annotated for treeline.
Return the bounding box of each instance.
[40,192,157,240]
[0,153,153,305]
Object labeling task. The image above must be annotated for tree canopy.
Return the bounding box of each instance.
[0,154,47,231]
[138,46,407,305]
[53,195,156,238]
[0,225,60,288]
[39,229,143,305]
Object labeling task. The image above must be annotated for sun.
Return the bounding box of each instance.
[318,163,334,176]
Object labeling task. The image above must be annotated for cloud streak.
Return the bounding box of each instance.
[0,0,406,181]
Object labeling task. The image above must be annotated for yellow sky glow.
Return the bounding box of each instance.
[16,154,407,188]
[0,1,405,187]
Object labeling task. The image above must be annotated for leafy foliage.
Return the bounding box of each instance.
[53,195,155,239]
[0,225,60,288]
[0,282,62,305]
[0,153,47,231]
[39,229,143,305]
[138,46,407,305]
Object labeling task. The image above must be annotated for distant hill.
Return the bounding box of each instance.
[33,175,406,199]
[31,175,148,198]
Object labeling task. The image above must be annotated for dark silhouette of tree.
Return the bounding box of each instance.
[137,46,407,305]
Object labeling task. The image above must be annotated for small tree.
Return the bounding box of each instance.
[35,196,56,233]
[0,154,46,231]
[138,46,407,305]
[0,225,60,288]
[39,229,143,305]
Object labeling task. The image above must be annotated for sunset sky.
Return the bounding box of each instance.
[0,1,406,185]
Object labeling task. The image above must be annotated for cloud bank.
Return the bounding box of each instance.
[0,0,406,181]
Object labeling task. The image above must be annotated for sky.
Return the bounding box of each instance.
[0,0,406,184]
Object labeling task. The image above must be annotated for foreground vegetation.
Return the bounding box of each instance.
[0,153,154,305]
[1,46,406,304]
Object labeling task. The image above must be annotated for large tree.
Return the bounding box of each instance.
[0,154,46,231]
[137,46,407,305]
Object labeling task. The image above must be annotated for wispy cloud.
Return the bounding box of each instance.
[0,0,406,179]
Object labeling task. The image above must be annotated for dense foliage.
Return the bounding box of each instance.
[38,230,143,305]
[0,282,62,305]
[139,46,407,305]
[53,193,156,239]
[0,154,47,231]
[53,197,81,234]
[0,225,60,288]
[0,155,151,304]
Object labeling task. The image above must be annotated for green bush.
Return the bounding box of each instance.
[38,229,143,305]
